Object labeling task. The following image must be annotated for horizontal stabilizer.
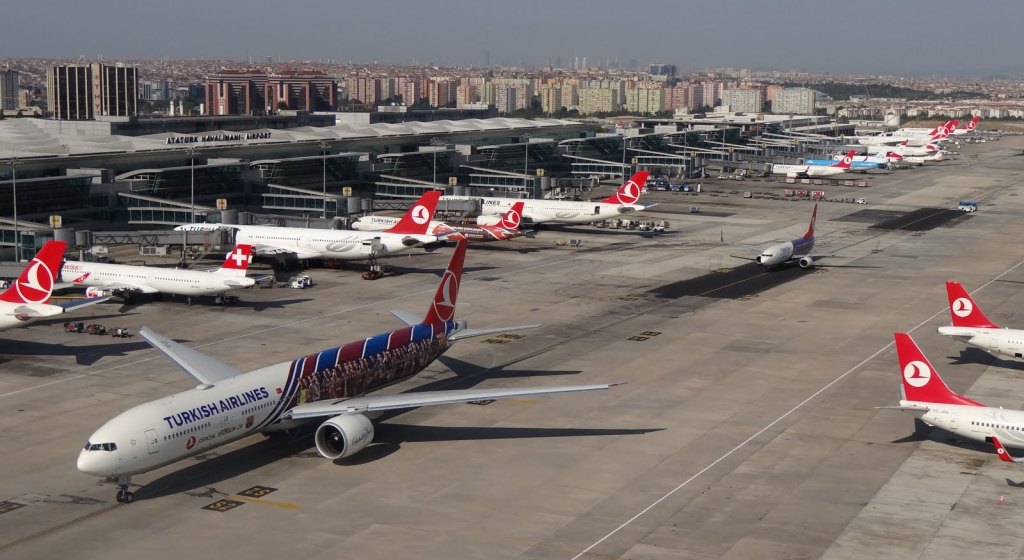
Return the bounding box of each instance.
[285,382,624,420]
[390,309,421,327]
[56,296,110,312]
[875,405,931,412]
[992,436,1024,463]
[449,324,540,341]
[139,326,242,386]
[10,304,62,318]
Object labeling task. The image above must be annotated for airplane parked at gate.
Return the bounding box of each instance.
[855,119,958,147]
[771,151,856,178]
[883,332,1024,462]
[440,171,652,225]
[352,201,529,243]
[177,190,448,260]
[62,245,256,303]
[937,281,1024,362]
[78,239,621,503]
[0,241,108,331]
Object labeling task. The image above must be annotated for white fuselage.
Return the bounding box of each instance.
[351,215,447,234]
[440,195,642,225]
[0,301,65,331]
[856,134,940,147]
[61,261,254,296]
[938,326,1024,361]
[235,225,437,260]
[902,400,1024,448]
[770,164,847,178]
[757,236,814,268]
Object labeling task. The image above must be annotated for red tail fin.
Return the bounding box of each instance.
[945,281,998,328]
[601,171,650,205]
[422,238,466,326]
[832,150,855,169]
[894,333,983,406]
[0,240,66,304]
[802,204,817,240]
[965,116,980,131]
[216,244,253,275]
[385,190,442,235]
[499,201,525,230]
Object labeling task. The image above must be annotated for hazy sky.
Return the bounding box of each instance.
[3,0,1022,77]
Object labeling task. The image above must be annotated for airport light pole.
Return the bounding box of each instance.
[621,132,628,179]
[185,147,198,224]
[8,157,19,261]
[320,141,330,218]
[522,133,530,194]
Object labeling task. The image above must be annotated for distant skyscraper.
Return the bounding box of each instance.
[46,63,138,120]
[0,70,18,111]
[207,70,336,115]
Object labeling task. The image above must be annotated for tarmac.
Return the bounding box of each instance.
[2,135,1024,559]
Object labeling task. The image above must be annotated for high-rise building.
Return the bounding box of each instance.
[46,63,138,120]
[0,70,19,111]
[206,70,336,115]
[624,87,663,114]
[773,87,816,115]
[495,85,518,114]
[427,78,454,108]
[721,88,764,113]
[578,87,616,115]
[649,64,677,79]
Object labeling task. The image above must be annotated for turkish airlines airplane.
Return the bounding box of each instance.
[951,115,981,135]
[177,190,448,260]
[885,332,1024,462]
[869,141,940,157]
[856,119,958,147]
[78,239,621,503]
[440,171,652,226]
[937,281,1024,361]
[351,201,529,243]
[0,240,108,331]
[771,151,855,178]
[61,245,256,301]
[750,204,827,269]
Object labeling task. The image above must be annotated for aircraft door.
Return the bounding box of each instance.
[950,415,958,431]
[989,334,999,350]
[593,206,601,215]
[145,429,159,454]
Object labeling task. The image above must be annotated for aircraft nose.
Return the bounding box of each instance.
[77,448,115,476]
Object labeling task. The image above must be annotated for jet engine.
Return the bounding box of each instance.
[798,256,817,269]
[476,215,502,227]
[314,414,374,460]
[86,287,114,298]
[754,255,763,265]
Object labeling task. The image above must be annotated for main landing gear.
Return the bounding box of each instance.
[114,475,135,503]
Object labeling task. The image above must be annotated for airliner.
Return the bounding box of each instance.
[937,281,1024,361]
[0,240,108,331]
[743,204,827,269]
[439,171,652,225]
[62,245,255,302]
[951,115,981,135]
[78,239,621,503]
[869,141,940,157]
[803,157,883,170]
[856,119,958,147]
[884,332,1024,462]
[771,151,855,178]
[177,190,448,260]
[351,201,529,243]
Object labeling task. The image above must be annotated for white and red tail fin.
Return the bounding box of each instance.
[931,119,958,140]
[964,115,980,132]
[991,437,1024,463]
[894,333,983,406]
[802,204,817,240]
[422,238,466,326]
[885,151,904,159]
[499,201,526,231]
[215,244,253,276]
[385,190,443,235]
[601,171,650,205]
[831,150,856,169]
[945,281,999,328]
[0,240,66,305]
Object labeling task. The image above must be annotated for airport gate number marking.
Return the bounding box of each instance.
[237,485,277,498]
[0,501,25,515]
[202,499,245,512]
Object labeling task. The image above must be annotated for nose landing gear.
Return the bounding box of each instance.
[114,475,135,503]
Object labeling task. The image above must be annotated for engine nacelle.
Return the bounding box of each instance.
[85,287,113,298]
[798,256,816,269]
[314,414,374,460]
[476,215,502,227]
[754,255,763,265]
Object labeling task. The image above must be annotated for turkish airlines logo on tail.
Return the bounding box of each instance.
[614,180,641,205]
[501,208,522,229]
[17,259,55,304]
[842,156,852,166]
[432,269,458,321]
[965,117,978,131]
[951,297,973,318]
[411,204,431,225]
[903,360,932,388]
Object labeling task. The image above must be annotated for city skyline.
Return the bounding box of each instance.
[2,0,1023,78]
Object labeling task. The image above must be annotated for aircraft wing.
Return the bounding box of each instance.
[139,326,243,386]
[85,280,160,294]
[449,324,540,341]
[284,382,625,420]
[390,309,422,327]
[250,244,321,260]
[992,437,1024,463]
[56,296,111,312]
[9,304,63,318]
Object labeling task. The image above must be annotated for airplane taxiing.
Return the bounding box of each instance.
[771,151,855,178]
[177,189,448,260]
[884,332,1024,462]
[440,171,652,226]
[0,240,108,332]
[62,244,256,302]
[937,281,1024,362]
[78,238,621,503]
[352,201,529,243]
[751,204,826,269]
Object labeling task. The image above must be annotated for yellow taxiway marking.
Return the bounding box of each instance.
[229,495,298,510]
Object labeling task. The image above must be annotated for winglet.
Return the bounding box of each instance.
[945,281,998,328]
[139,326,242,386]
[385,190,443,235]
[601,171,650,205]
[894,332,984,407]
[0,240,66,304]
[422,238,466,326]
[992,437,1024,463]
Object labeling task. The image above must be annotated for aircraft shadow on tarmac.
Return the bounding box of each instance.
[386,265,499,278]
[0,339,152,365]
[224,298,315,312]
[946,348,1024,371]
[29,311,137,327]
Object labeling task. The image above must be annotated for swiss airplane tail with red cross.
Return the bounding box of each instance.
[422,238,467,326]
[385,190,443,235]
[894,332,983,406]
[214,244,253,276]
[0,240,67,304]
[945,281,999,328]
[600,171,650,205]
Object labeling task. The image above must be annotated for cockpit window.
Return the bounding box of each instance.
[84,441,117,451]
